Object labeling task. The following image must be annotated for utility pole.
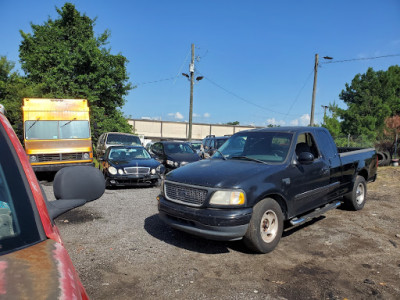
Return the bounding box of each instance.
[310,53,319,126]
[321,105,328,125]
[188,43,195,141]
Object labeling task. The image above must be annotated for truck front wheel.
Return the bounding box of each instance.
[344,175,367,211]
[243,198,284,254]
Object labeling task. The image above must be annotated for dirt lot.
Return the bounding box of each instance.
[44,167,400,299]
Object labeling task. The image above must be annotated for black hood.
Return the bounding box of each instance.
[166,159,283,188]
[110,158,160,168]
[166,153,200,163]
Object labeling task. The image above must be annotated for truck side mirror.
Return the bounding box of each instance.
[298,152,314,165]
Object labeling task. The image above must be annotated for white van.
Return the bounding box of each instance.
[96,132,141,158]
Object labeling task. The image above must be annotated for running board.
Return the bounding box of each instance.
[290,201,342,226]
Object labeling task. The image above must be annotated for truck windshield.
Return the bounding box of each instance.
[214,131,293,163]
[25,120,90,140]
[106,134,141,146]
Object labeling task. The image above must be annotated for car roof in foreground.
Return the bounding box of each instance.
[238,126,326,134]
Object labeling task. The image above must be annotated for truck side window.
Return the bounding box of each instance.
[295,133,320,160]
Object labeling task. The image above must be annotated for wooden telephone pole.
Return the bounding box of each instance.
[310,53,319,126]
[188,44,194,141]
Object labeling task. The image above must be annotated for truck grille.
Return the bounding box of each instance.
[124,167,150,175]
[37,153,84,162]
[165,182,208,206]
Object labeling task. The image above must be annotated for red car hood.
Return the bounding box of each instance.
[0,239,87,299]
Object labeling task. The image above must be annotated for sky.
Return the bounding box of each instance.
[1,0,400,127]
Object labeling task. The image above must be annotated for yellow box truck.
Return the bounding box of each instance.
[22,98,94,172]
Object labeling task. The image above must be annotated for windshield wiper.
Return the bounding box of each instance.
[27,117,40,132]
[230,156,268,164]
[214,149,226,160]
[61,118,77,127]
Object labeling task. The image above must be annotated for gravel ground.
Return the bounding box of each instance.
[41,167,400,300]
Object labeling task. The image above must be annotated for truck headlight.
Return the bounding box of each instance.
[118,169,124,175]
[209,190,246,205]
[30,155,37,162]
[108,166,117,175]
[82,152,90,159]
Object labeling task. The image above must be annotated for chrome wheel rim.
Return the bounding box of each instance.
[356,183,365,205]
[260,210,278,243]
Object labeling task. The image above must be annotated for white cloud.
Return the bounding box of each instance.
[193,113,200,118]
[266,118,285,126]
[168,112,184,120]
[299,114,310,126]
[289,114,310,126]
[203,112,210,118]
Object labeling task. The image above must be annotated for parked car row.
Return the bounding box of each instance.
[95,132,232,188]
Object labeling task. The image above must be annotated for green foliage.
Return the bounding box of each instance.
[337,66,400,139]
[0,56,41,137]
[226,121,240,125]
[18,3,133,143]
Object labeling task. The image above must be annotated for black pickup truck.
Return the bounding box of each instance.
[157,127,377,253]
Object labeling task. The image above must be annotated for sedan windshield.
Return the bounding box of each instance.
[109,147,151,160]
[213,131,293,163]
[164,143,195,155]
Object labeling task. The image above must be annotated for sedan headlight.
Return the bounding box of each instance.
[151,169,156,174]
[118,169,124,175]
[166,160,175,166]
[108,166,117,175]
[209,190,245,205]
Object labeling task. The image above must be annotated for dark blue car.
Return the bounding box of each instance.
[100,146,165,187]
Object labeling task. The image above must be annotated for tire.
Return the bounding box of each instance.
[243,198,284,254]
[382,151,391,166]
[344,176,367,211]
[377,152,385,166]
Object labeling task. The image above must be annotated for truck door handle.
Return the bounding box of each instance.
[321,167,330,175]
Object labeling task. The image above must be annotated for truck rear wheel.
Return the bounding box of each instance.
[344,175,366,211]
[243,198,283,254]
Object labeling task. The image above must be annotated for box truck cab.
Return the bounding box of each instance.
[23,98,94,172]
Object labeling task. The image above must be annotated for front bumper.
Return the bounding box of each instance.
[32,162,94,172]
[158,196,252,241]
[106,173,160,186]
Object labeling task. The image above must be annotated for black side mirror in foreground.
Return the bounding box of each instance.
[46,166,105,219]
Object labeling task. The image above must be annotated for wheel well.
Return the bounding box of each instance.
[260,194,288,220]
[358,169,368,181]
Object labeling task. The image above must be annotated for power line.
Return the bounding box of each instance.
[285,68,314,116]
[321,54,400,64]
[134,76,178,86]
[197,69,304,117]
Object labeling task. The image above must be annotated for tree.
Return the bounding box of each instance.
[0,56,40,137]
[226,121,240,125]
[384,115,400,158]
[19,3,133,142]
[335,66,400,141]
